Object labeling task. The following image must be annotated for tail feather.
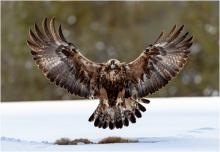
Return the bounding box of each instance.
[88,112,95,122]
[88,98,150,129]
[123,117,129,126]
[103,121,108,129]
[141,98,150,104]
[134,109,142,118]
[109,121,115,130]
[137,102,146,112]
[129,113,136,123]
[94,117,100,127]
[115,119,123,129]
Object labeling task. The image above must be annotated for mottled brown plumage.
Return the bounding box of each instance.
[27,17,193,130]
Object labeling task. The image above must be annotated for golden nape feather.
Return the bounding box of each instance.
[27,17,193,130]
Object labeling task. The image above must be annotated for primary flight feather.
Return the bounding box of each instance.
[27,17,193,129]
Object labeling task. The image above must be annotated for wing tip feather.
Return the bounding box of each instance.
[58,24,67,42]
[27,39,40,52]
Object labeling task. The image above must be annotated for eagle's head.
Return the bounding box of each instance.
[106,59,121,70]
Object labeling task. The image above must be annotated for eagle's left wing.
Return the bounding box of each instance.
[125,25,193,98]
[27,18,101,98]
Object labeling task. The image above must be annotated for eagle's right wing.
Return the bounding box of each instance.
[27,17,101,98]
[125,25,193,98]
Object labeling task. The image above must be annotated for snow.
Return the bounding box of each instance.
[1,97,219,152]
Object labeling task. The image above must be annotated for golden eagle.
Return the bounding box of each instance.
[27,18,193,129]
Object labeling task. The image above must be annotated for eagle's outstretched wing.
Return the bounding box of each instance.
[27,17,101,98]
[125,25,193,98]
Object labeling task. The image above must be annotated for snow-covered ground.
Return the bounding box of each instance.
[1,97,219,152]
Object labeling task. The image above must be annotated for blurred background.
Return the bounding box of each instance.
[1,1,219,101]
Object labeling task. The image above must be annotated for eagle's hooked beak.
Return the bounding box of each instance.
[110,64,116,69]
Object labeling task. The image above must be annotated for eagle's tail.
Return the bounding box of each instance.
[88,98,150,129]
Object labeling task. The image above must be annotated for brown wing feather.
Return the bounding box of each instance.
[125,25,193,98]
[27,17,101,98]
